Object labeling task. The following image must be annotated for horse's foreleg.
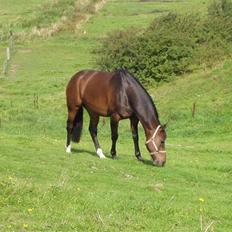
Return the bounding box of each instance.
[110,118,119,159]
[89,114,105,159]
[130,116,143,161]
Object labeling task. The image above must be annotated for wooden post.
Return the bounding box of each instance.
[2,60,8,75]
[34,93,39,108]
[9,31,13,50]
[6,47,10,61]
[2,31,13,75]
[2,48,9,75]
[34,94,36,108]
[192,102,196,118]
[37,95,39,108]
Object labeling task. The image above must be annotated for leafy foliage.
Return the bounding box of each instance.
[96,0,232,84]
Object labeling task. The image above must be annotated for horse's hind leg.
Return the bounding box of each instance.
[88,113,105,159]
[110,118,118,159]
[65,109,77,153]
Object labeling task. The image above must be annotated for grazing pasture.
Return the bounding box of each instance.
[0,0,231,231]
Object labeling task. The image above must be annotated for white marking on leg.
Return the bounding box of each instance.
[96,148,105,159]
[66,144,71,153]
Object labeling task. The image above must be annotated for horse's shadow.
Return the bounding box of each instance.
[71,148,155,166]
[71,148,97,157]
[141,159,154,167]
[71,148,118,159]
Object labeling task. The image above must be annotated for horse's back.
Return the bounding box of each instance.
[67,70,115,91]
[66,70,120,116]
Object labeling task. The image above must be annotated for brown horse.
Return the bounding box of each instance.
[66,69,167,166]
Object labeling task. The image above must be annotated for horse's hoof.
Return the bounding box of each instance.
[136,155,143,161]
[111,155,117,160]
[65,145,71,153]
[97,148,106,159]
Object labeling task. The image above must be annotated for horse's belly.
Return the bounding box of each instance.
[83,96,110,116]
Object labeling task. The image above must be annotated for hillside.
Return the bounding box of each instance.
[0,0,231,231]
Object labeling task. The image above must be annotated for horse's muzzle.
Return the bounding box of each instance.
[153,160,166,167]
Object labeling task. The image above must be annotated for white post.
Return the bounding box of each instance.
[6,47,10,61]
[1,32,13,76]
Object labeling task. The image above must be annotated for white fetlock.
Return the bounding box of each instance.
[65,144,71,153]
[97,148,105,159]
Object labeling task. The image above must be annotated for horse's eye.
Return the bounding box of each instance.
[161,141,165,144]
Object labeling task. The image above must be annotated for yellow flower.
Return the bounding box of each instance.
[8,176,13,180]
[199,208,203,212]
[27,208,33,213]
[77,187,81,191]
[23,224,28,228]
[199,197,205,203]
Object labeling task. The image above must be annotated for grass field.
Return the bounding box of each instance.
[0,0,232,231]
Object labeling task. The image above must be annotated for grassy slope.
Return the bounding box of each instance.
[0,0,231,231]
[0,0,47,24]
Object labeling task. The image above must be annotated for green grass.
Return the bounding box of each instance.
[0,0,232,231]
[0,0,47,24]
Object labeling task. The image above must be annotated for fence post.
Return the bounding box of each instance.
[192,102,196,118]
[1,31,14,76]
[2,61,8,75]
[34,93,39,108]
[6,47,10,61]
[9,30,13,50]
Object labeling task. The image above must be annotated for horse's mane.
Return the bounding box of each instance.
[115,68,160,122]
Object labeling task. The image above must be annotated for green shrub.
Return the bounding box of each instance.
[96,0,232,85]
[208,0,232,17]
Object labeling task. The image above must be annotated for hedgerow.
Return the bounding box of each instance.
[96,0,232,85]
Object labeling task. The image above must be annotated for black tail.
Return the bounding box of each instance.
[72,106,83,143]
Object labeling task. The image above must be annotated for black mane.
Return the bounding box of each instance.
[116,68,160,123]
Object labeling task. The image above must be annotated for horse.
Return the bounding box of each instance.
[65,69,167,166]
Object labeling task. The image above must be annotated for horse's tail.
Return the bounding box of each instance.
[72,106,83,143]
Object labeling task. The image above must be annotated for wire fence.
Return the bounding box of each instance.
[1,31,14,76]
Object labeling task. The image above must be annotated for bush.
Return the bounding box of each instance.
[96,0,232,85]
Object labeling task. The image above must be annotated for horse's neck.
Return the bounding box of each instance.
[136,108,160,140]
[129,85,160,139]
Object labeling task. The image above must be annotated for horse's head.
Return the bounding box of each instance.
[146,124,167,167]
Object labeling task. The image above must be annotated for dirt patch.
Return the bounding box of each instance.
[10,64,19,75]
[29,0,107,37]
